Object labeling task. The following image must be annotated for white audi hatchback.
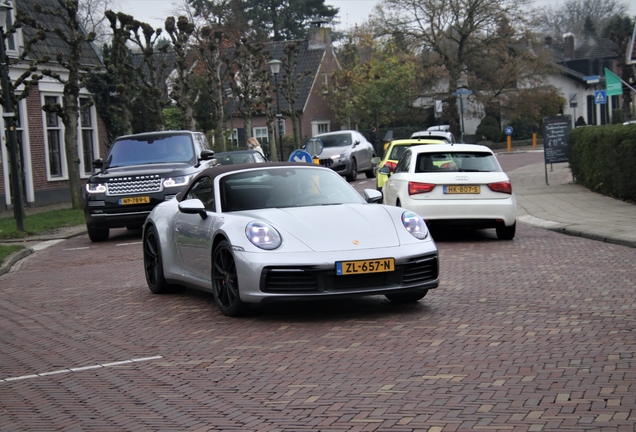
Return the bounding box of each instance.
[380,144,517,239]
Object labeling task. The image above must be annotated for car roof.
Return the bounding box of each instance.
[176,162,327,202]
[313,130,357,137]
[411,130,454,141]
[408,143,495,154]
[115,130,197,141]
[389,139,446,146]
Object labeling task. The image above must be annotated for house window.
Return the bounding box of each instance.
[4,7,16,52]
[229,128,238,146]
[44,96,63,178]
[322,73,328,94]
[586,95,596,126]
[311,120,330,137]
[80,98,96,176]
[254,127,269,145]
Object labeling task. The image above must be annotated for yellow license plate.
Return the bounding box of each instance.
[119,196,150,205]
[444,185,480,194]
[336,258,395,275]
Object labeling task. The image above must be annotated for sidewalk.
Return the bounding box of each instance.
[500,146,636,248]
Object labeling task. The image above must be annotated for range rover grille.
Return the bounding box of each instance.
[107,179,163,195]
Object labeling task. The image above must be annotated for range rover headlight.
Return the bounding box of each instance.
[401,211,428,240]
[246,221,282,250]
[86,183,106,194]
[163,175,192,188]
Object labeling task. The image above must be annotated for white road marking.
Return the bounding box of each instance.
[116,242,142,247]
[32,239,65,251]
[63,247,90,251]
[1,356,163,383]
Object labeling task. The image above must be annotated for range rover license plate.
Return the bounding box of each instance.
[336,258,395,275]
[119,196,150,205]
[444,185,480,194]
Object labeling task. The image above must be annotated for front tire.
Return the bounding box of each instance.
[496,222,516,240]
[386,289,428,303]
[212,240,247,317]
[87,225,109,242]
[143,226,173,294]
[346,159,358,182]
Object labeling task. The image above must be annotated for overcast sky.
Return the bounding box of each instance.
[125,0,636,34]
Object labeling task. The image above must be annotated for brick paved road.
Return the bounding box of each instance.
[1,221,635,430]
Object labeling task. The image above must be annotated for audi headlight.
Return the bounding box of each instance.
[86,183,106,194]
[163,175,192,188]
[401,211,428,240]
[245,221,282,250]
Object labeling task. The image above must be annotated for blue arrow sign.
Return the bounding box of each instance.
[504,126,513,136]
[594,90,607,104]
[288,149,313,163]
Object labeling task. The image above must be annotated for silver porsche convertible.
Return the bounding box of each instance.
[142,162,439,316]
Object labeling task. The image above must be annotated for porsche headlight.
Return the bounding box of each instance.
[163,175,192,188]
[86,183,106,194]
[401,211,428,240]
[246,221,282,250]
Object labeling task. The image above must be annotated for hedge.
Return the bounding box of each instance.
[570,124,636,201]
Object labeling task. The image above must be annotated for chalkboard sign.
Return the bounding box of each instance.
[542,115,571,164]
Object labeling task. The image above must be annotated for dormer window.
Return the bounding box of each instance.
[3,3,18,54]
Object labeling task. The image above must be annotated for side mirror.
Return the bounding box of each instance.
[178,198,208,219]
[371,156,381,165]
[379,166,392,176]
[363,189,382,204]
[353,140,360,147]
[199,150,215,160]
[92,158,103,169]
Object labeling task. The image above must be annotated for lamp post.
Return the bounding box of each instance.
[268,59,284,161]
[0,2,24,231]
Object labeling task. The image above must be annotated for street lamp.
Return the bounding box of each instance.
[268,59,284,161]
[0,2,24,231]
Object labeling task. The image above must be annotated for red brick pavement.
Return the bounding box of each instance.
[0,224,635,431]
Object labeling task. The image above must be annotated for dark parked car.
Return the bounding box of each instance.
[215,150,268,165]
[84,131,217,242]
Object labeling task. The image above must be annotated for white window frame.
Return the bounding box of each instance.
[4,5,22,56]
[79,97,99,178]
[311,119,330,137]
[42,94,65,180]
[253,126,269,145]
[321,73,328,94]
[229,128,238,147]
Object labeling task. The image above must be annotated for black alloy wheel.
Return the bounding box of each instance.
[212,240,247,317]
[346,159,358,181]
[143,226,171,294]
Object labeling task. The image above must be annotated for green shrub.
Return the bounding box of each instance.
[476,116,501,142]
[570,124,636,201]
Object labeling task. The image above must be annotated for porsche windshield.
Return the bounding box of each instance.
[105,134,195,168]
[221,167,364,211]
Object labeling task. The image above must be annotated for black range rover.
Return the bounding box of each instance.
[84,131,217,242]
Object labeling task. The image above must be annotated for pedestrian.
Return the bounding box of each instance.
[368,127,378,154]
[575,116,586,127]
[247,137,265,157]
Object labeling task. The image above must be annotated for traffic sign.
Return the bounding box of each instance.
[584,75,600,84]
[305,138,324,156]
[504,126,513,136]
[288,149,313,163]
[595,90,607,104]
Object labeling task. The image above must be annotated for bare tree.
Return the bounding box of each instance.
[533,0,628,41]
[78,0,119,47]
[165,15,197,130]
[279,41,311,147]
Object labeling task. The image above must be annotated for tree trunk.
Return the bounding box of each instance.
[62,91,83,209]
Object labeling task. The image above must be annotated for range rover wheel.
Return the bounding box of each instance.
[143,226,172,294]
[87,225,109,242]
[386,289,428,303]
[212,240,247,317]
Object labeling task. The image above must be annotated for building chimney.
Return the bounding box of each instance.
[563,33,575,59]
[308,18,331,50]
[544,36,552,47]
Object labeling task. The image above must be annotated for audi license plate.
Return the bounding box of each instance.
[336,258,395,275]
[444,185,480,194]
[119,196,150,205]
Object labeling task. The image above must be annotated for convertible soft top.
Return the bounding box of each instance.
[176,161,325,202]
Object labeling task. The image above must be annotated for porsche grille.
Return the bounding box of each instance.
[262,254,438,293]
